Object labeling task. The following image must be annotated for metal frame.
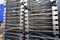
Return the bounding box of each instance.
[4,0,60,40]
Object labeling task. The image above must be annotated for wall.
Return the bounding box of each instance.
[0,0,4,22]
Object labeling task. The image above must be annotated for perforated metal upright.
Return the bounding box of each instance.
[3,0,6,40]
[51,0,59,40]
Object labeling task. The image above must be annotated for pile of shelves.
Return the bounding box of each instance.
[5,0,21,40]
[27,0,53,40]
[5,0,59,40]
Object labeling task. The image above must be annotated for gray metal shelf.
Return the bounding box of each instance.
[5,0,59,40]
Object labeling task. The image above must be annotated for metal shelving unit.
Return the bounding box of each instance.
[4,0,59,40]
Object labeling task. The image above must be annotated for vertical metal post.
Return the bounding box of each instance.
[20,0,24,40]
[3,0,6,40]
[50,0,59,40]
[20,0,29,40]
[24,0,29,40]
[20,0,26,40]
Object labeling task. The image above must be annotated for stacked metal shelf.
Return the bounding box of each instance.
[26,0,59,40]
[5,0,59,40]
[5,0,21,40]
[27,0,53,40]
